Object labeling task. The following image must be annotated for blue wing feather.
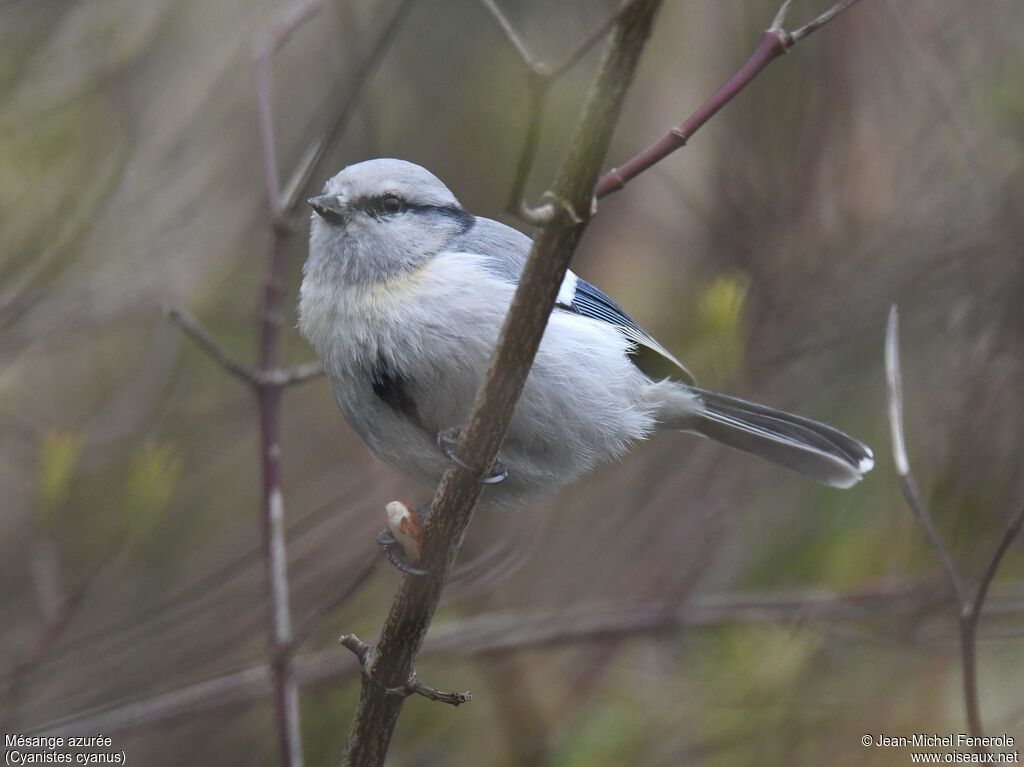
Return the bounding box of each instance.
[451,217,696,385]
[559,276,696,385]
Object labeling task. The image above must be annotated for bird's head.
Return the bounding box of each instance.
[306,158,474,288]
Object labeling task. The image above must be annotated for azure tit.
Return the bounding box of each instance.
[300,159,873,572]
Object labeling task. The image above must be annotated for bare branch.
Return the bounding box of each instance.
[549,1,641,79]
[404,676,471,707]
[885,305,910,477]
[770,0,795,32]
[505,72,551,217]
[250,1,347,762]
[338,634,372,665]
[790,0,864,43]
[594,0,866,199]
[163,306,256,386]
[490,1,647,221]
[339,634,471,708]
[970,504,1024,628]
[259,361,324,388]
[164,305,322,390]
[885,305,967,603]
[28,583,1024,737]
[479,0,544,74]
[339,4,664,764]
[289,555,378,654]
[280,0,418,216]
[254,0,324,217]
[885,305,1024,754]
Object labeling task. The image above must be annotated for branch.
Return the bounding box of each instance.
[594,0,866,199]
[279,0,418,217]
[29,583,1024,737]
[339,635,471,708]
[789,0,864,43]
[254,0,324,218]
[505,71,551,218]
[885,304,1024,754]
[970,505,1024,628]
[251,1,337,762]
[479,0,543,73]
[163,306,256,386]
[288,554,378,655]
[259,361,324,388]
[484,0,644,220]
[338,3,664,764]
[165,305,322,389]
[249,3,415,759]
[885,306,967,604]
[549,3,639,79]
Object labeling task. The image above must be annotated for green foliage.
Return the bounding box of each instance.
[553,693,652,767]
[684,272,749,386]
[35,429,84,531]
[121,442,182,538]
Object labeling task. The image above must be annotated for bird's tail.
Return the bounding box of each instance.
[655,384,873,488]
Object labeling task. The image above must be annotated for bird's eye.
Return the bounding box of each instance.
[380,195,403,215]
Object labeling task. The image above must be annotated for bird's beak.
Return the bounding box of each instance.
[308,194,347,225]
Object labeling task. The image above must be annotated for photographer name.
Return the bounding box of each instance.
[874,733,1016,749]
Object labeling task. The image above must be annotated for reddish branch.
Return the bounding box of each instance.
[164,1,419,760]
[251,6,314,763]
[594,0,866,199]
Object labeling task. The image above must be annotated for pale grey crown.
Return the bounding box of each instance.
[306,158,475,288]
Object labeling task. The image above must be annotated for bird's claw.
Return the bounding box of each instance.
[376,503,429,576]
[436,427,509,485]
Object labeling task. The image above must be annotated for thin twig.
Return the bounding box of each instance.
[970,505,1024,626]
[163,306,256,386]
[479,0,544,73]
[549,1,643,78]
[251,2,332,763]
[339,634,470,708]
[790,0,863,43]
[280,0,419,217]
[885,306,967,603]
[884,307,962,606]
[488,0,643,220]
[165,305,322,389]
[29,582,1024,737]
[338,4,664,764]
[405,676,472,707]
[594,0,866,199]
[288,555,378,655]
[885,304,1024,754]
[770,0,795,32]
[259,361,324,388]
[254,0,324,217]
[505,72,551,217]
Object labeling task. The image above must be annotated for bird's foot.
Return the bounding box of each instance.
[376,501,429,576]
[436,427,509,485]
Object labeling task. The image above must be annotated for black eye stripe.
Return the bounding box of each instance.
[355,195,474,230]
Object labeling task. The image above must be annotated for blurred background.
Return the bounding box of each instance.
[1,0,1022,764]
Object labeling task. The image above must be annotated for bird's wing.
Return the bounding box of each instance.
[456,216,696,385]
[448,216,532,282]
[556,273,696,386]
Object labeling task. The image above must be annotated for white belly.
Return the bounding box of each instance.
[306,253,658,511]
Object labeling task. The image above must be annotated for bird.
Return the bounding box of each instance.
[299,159,873,568]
